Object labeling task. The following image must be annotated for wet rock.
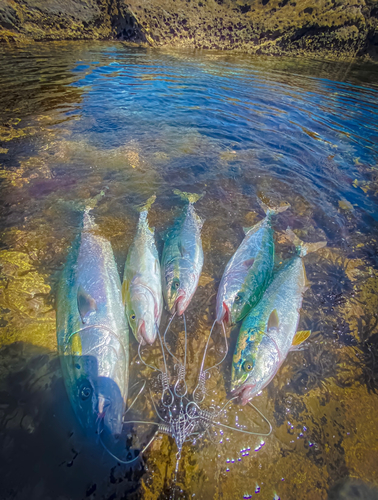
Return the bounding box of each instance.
[0,0,148,42]
[0,0,377,60]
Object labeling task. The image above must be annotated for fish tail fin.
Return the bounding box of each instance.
[82,188,108,230]
[82,208,96,232]
[173,189,203,204]
[57,188,107,218]
[259,199,290,216]
[138,195,156,232]
[285,228,327,257]
[85,188,108,212]
[138,194,156,213]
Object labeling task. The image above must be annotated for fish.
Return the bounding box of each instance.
[216,202,289,325]
[231,229,326,405]
[122,195,162,345]
[161,189,204,315]
[56,207,129,439]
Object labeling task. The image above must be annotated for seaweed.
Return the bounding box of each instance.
[305,254,356,316]
[354,314,378,393]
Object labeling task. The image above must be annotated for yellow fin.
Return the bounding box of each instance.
[173,189,203,204]
[285,229,326,257]
[121,280,128,306]
[292,330,311,346]
[71,333,82,356]
[267,309,279,330]
[139,194,156,212]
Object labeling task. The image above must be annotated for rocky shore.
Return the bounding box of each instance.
[0,0,377,60]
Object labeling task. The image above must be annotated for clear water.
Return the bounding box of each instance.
[1,42,378,500]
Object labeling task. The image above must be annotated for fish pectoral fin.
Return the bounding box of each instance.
[243,257,255,269]
[267,309,279,330]
[292,330,311,348]
[178,241,187,257]
[77,285,97,323]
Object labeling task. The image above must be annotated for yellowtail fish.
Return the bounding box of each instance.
[231,229,326,405]
[161,190,204,315]
[216,201,289,325]
[56,208,129,439]
[122,195,163,345]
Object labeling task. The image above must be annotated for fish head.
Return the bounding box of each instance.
[216,294,232,325]
[128,285,157,345]
[231,290,257,324]
[165,272,190,316]
[231,332,280,405]
[65,327,127,439]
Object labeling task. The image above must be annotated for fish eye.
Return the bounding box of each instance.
[235,294,241,302]
[242,361,253,372]
[79,383,92,401]
[130,314,136,321]
[173,280,180,290]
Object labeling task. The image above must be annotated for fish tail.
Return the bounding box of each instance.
[173,189,203,204]
[83,208,96,231]
[137,195,156,232]
[259,199,290,216]
[138,194,156,213]
[82,189,108,230]
[84,188,108,212]
[285,228,327,257]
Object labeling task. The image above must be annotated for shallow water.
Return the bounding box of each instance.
[0,42,378,500]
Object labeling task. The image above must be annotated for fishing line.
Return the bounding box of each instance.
[193,320,228,403]
[124,380,147,415]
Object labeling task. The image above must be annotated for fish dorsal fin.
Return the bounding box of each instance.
[267,309,279,330]
[77,285,97,323]
[243,226,253,234]
[243,257,255,269]
[292,330,311,346]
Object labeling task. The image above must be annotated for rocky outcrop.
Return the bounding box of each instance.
[0,0,147,42]
[0,0,377,60]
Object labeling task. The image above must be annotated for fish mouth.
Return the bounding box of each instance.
[137,318,157,345]
[222,302,231,325]
[137,318,147,345]
[231,383,256,406]
[174,291,187,316]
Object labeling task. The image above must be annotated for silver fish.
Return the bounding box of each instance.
[56,208,129,438]
[216,202,289,325]
[123,195,163,345]
[161,190,204,315]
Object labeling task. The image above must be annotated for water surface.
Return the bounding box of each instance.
[0,42,378,500]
